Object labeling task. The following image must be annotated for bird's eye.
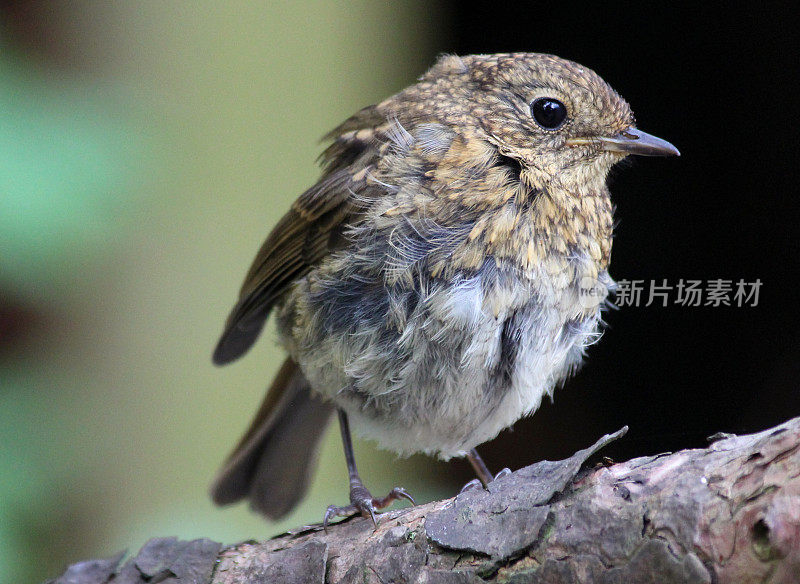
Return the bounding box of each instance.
[530,97,567,130]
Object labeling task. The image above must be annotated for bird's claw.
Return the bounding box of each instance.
[459,478,483,493]
[378,486,415,508]
[323,485,415,532]
[460,468,513,492]
[494,467,512,480]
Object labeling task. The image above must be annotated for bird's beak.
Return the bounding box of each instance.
[567,128,680,157]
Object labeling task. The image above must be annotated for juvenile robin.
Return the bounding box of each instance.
[210,52,678,527]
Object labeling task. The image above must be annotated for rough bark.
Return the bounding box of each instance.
[49,418,800,584]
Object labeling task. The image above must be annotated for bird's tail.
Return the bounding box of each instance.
[210,358,334,518]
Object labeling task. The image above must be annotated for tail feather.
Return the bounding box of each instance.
[210,359,333,519]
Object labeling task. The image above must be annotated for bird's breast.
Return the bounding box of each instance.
[275,182,615,456]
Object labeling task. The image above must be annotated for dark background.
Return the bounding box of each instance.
[446,4,800,478]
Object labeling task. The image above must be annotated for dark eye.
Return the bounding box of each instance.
[530,97,567,130]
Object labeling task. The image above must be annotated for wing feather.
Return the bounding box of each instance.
[213,138,382,365]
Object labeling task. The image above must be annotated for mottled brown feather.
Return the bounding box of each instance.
[213,162,377,364]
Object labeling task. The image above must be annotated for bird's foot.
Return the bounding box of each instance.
[323,484,414,532]
[494,467,512,480]
[459,467,512,493]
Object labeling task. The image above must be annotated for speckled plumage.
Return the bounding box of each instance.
[211,53,677,520]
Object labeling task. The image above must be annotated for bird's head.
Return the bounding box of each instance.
[401,53,678,192]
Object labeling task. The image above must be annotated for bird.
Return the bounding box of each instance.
[209,52,679,528]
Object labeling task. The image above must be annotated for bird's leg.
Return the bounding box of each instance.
[323,409,414,531]
[466,448,494,486]
[461,448,512,492]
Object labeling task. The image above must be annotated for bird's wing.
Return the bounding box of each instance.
[213,107,386,365]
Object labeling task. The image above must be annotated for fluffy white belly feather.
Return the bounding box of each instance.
[279,266,609,459]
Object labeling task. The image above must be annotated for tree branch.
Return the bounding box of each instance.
[50,417,800,584]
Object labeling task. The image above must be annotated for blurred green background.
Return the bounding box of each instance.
[0,3,449,582]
